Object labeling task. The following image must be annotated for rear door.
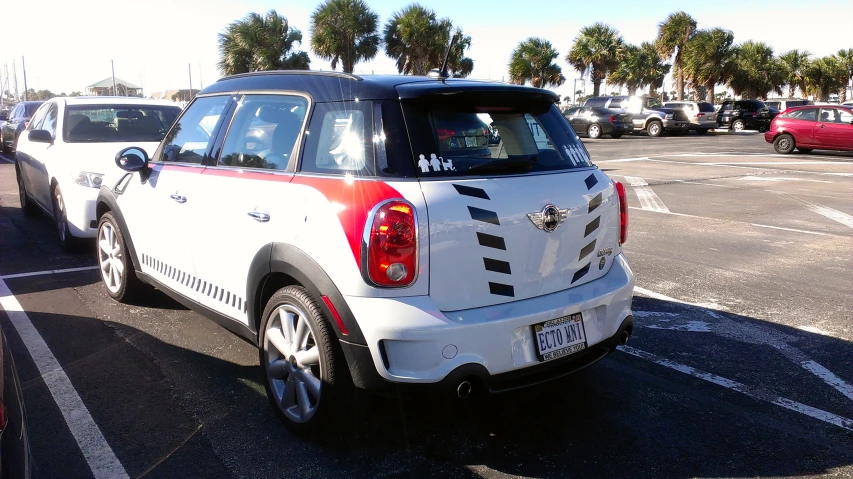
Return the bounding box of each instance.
[814,108,853,149]
[401,91,621,312]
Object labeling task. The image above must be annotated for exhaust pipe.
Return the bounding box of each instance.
[456,380,472,399]
[619,330,630,346]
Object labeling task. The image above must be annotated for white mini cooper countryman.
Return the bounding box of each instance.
[97,71,635,436]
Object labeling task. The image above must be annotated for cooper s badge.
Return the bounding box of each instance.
[527,204,569,232]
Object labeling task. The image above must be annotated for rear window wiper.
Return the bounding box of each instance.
[465,157,536,175]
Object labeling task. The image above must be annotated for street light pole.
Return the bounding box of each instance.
[21,56,28,101]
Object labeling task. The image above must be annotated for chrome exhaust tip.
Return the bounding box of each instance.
[456,380,472,399]
[619,330,630,346]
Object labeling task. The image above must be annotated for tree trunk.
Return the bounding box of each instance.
[592,81,601,96]
[705,81,714,104]
[676,67,684,100]
[841,86,848,103]
[787,84,794,99]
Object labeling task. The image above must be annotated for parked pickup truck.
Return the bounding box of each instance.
[583,95,689,137]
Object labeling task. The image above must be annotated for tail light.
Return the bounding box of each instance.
[614,181,628,244]
[696,112,704,117]
[24,121,30,128]
[436,128,455,142]
[609,116,617,122]
[363,200,418,287]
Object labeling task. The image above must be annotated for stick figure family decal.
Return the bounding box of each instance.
[418,154,455,173]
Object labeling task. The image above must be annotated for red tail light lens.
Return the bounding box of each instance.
[364,200,418,287]
[609,116,617,122]
[614,181,628,244]
[436,128,455,142]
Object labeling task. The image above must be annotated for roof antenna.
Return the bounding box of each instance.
[428,32,460,80]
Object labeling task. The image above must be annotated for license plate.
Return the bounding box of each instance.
[464,136,478,147]
[532,313,587,362]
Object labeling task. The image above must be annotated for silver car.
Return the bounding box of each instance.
[664,101,717,134]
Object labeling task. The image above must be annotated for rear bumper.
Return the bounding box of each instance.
[606,123,634,134]
[343,253,634,386]
[662,120,689,131]
[689,120,717,129]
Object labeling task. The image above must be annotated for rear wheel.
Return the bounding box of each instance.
[646,121,662,137]
[610,133,623,139]
[797,148,813,153]
[260,285,354,437]
[732,119,745,132]
[53,185,80,253]
[16,166,39,216]
[773,134,796,154]
[587,123,602,139]
[98,212,147,302]
[695,128,709,135]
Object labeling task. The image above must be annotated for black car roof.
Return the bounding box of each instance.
[202,70,558,103]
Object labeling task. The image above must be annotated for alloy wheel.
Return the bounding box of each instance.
[98,222,124,293]
[264,304,322,424]
[733,120,744,132]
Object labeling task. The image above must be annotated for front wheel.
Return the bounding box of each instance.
[53,185,80,253]
[260,286,354,437]
[647,121,662,137]
[98,212,147,302]
[773,134,796,154]
[587,123,602,139]
[732,119,745,132]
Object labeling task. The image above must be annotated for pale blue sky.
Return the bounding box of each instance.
[3,0,851,98]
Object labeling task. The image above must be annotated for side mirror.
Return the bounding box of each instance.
[115,147,149,172]
[28,129,53,144]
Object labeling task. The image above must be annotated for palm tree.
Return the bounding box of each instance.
[727,41,784,99]
[608,42,670,96]
[310,0,380,73]
[567,23,624,96]
[508,37,565,89]
[655,11,697,100]
[803,55,848,101]
[779,50,811,98]
[218,10,310,75]
[682,28,737,103]
[384,4,470,76]
[837,48,853,102]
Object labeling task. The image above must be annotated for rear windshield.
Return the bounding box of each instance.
[25,103,44,116]
[402,93,593,177]
[697,102,715,112]
[65,104,182,142]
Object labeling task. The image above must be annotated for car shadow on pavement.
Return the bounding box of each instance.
[2,298,852,478]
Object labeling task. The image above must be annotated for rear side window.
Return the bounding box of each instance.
[697,102,715,112]
[782,108,817,121]
[299,101,375,175]
[402,94,592,177]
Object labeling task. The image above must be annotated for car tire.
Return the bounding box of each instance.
[52,185,80,253]
[647,121,662,137]
[97,212,147,302]
[587,124,602,139]
[696,128,709,135]
[797,148,813,154]
[732,120,745,132]
[773,134,796,154]
[259,285,355,438]
[15,166,39,216]
[610,133,623,139]
[1,140,8,154]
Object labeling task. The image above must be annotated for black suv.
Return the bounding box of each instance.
[717,100,773,132]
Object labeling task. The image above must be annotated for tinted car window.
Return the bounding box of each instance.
[764,101,780,110]
[697,102,715,112]
[584,97,607,108]
[65,105,181,142]
[42,105,58,138]
[564,107,580,116]
[402,94,592,177]
[786,100,807,108]
[160,95,231,164]
[299,101,374,175]
[218,95,308,171]
[24,102,43,117]
[26,103,51,130]
[783,108,817,121]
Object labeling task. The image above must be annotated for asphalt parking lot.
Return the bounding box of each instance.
[1,130,852,479]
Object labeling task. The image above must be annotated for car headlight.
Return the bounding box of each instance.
[665,113,674,120]
[73,171,104,188]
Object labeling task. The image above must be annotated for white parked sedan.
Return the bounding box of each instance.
[14,97,181,251]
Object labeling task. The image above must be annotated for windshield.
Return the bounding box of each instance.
[65,104,182,142]
[402,94,593,177]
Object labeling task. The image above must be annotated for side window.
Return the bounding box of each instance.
[27,104,50,131]
[784,109,817,121]
[42,105,58,138]
[217,95,308,171]
[819,108,841,123]
[11,105,22,120]
[299,102,374,175]
[159,95,231,164]
[839,109,853,124]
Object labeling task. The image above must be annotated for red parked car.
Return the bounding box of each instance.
[765,105,853,154]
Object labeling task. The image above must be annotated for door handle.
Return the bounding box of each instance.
[169,194,187,203]
[248,211,270,222]
[819,124,827,128]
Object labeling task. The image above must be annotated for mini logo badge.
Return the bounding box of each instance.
[527,204,569,232]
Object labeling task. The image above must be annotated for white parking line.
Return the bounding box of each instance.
[0,278,129,479]
[627,207,830,236]
[624,176,670,213]
[0,265,99,280]
[618,345,853,431]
